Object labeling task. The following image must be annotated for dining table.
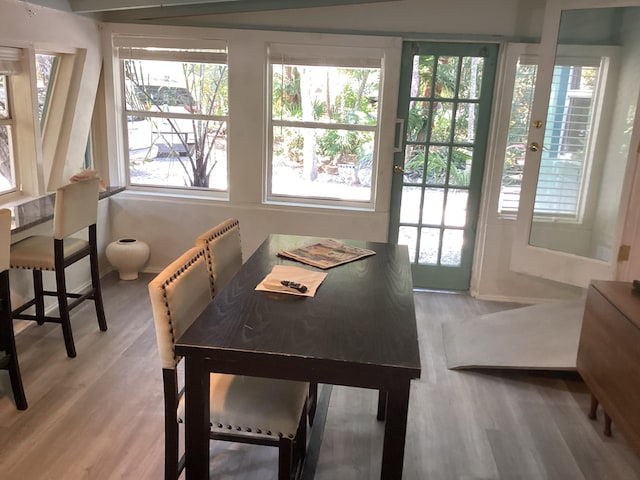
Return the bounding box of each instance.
[175,233,422,479]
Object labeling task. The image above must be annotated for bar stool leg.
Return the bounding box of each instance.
[33,270,45,325]
[7,341,28,410]
[1,270,27,410]
[89,228,107,332]
[54,261,76,359]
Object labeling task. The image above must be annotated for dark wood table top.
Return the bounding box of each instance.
[176,234,421,387]
[590,280,640,330]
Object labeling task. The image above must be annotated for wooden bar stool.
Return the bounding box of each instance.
[0,208,27,409]
[9,178,107,358]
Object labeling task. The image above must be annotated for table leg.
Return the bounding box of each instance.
[588,394,598,420]
[604,412,612,437]
[377,390,387,421]
[380,381,411,480]
[184,356,211,479]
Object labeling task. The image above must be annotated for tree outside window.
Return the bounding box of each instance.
[121,46,228,191]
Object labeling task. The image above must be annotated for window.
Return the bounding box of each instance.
[268,44,383,207]
[0,47,21,195]
[498,47,605,219]
[118,39,228,192]
[0,73,15,193]
[35,53,58,126]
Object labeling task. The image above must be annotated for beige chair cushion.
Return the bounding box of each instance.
[10,236,89,271]
[148,246,212,370]
[195,218,243,296]
[0,209,11,272]
[178,373,308,439]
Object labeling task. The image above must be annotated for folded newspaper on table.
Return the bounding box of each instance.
[256,265,327,297]
[277,238,376,269]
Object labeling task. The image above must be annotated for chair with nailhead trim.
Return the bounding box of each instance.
[148,246,308,480]
[194,217,243,297]
[196,218,318,427]
[0,208,27,410]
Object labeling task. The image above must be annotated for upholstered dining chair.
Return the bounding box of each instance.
[148,246,309,480]
[194,217,243,297]
[9,177,107,358]
[195,218,318,426]
[0,209,27,410]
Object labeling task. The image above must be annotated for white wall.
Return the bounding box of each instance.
[115,0,547,41]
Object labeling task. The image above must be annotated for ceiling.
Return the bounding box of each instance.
[30,0,397,22]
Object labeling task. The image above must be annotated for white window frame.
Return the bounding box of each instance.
[0,47,22,199]
[266,43,386,210]
[115,35,229,197]
[496,43,617,224]
[0,72,17,196]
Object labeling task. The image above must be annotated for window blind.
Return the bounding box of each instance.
[0,47,22,74]
[535,63,598,216]
[499,55,601,218]
[114,36,227,63]
[268,43,383,68]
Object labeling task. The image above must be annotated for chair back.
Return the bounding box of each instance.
[148,246,212,370]
[195,218,242,296]
[0,209,11,272]
[53,177,100,240]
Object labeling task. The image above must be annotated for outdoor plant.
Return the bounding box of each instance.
[272,64,379,185]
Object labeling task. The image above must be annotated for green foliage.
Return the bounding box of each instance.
[316,130,366,158]
[404,148,470,185]
[272,66,302,118]
[272,64,379,182]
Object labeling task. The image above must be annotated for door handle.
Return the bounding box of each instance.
[394,165,404,174]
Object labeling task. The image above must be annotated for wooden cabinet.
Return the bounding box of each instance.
[577,281,640,454]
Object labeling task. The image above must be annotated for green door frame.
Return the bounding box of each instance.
[389,41,498,290]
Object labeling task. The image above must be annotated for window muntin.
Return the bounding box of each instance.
[498,52,603,219]
[120,45,228,192]
[268,47,382,207]
[35,53,58,126]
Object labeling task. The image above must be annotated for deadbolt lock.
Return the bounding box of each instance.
[528,142,540,152]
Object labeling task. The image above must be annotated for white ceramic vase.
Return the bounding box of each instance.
[105,238,150,280]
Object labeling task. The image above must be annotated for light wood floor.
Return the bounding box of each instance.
[0,273,639,479]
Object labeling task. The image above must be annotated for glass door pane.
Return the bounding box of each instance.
[390,42,498,290]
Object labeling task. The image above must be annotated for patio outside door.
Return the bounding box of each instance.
[389,42,498,290]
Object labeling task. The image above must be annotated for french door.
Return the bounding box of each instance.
[389,42,498,290]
